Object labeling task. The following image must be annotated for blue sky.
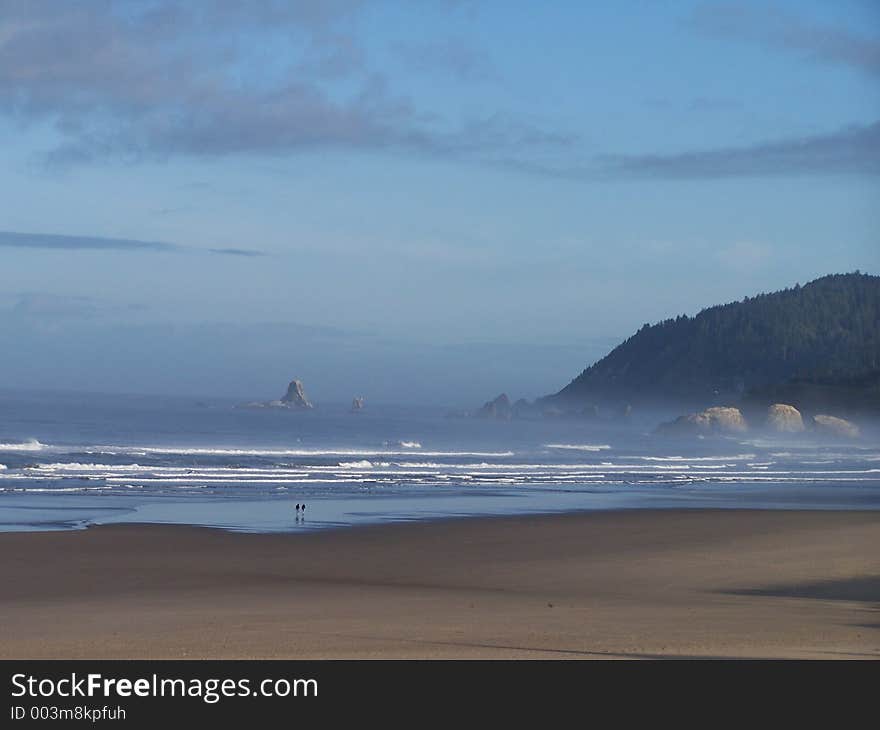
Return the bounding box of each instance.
[0,0,878,403]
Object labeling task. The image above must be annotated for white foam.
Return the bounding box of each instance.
[338,460,374,469]
[0,439,45,452]
[634,454,756,462]
[104,476,372,484]
[26,462,149,472]
[86,445,513,458]
[544,444,611,452]
[11,485,114,493]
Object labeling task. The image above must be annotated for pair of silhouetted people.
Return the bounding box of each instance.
[295,503,306,514]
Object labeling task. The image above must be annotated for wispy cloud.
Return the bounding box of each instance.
[1,1,871,182]
[688,97,742,112]
[8,292,149,319]
[12,293,99,318]
[494,119,880,180]
[208,247,267,257]
[0,231,179,252]
[643,96,743,112]
[0,231,266,256]
[601,119,880,178]
[0,1,567,165]
[392,37,496,81]
[690,2,880,78]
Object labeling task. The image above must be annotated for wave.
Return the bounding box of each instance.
[544,444,611,452]
[94,446,515,458]
[633,454,756,462]
[0,439,45,452]
[12,458,880,477]
[3,485,115,493]
[23,462,149,471]
[104,476,374,485]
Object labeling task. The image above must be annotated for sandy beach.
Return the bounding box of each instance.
[1,509,878,659]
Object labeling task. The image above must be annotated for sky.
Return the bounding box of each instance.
[0,0,878,404]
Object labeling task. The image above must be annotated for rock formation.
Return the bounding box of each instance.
[351,396,365,412]
[699,406,748,433]
[658,406,748,436]
[280,379,313,409]
[477,393,512,420]
[239,378,314,410]
[812,414,860,439]
[766,403,805,433]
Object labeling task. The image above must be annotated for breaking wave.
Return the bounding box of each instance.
[83,445,512,458]
[0,439,45,452]
[338,460,374,469]
[544,443,611,452]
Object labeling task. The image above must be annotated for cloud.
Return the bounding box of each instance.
[11,293,99,318]
[601,119,880,178]
[493,119,880,180]
[2,1,867,181]
[208,247,267,257]
[0,0,567,165]
[690,2,880,77]
[392,37,495,81]
[0,230,266,256]
[688,97,742,112]
[0,230,179,252]
[8,292,149,319]
[643,96,743,112]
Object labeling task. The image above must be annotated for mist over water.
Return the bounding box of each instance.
[0,390,878,533]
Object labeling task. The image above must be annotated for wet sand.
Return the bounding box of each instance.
[1,509,878,658]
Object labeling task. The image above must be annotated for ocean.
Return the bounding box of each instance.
[1,390,879,533]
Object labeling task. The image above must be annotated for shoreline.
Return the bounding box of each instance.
[1,509,878,659]
[6,477,880,536]
[33,499,880,535]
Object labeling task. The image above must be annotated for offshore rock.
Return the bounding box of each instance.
[766,404,805,433]
[477,393,512,420]
[239,378,314,410]
[280,379,313,409]
[657,406,748,436]
[812,414,860,439]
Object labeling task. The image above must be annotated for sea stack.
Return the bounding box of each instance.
[658,406,748,435]
[351,396,365,412]
[766,404,805,433]
[812,414,860,439]
[280,379,313,409]
[477,393,512,420]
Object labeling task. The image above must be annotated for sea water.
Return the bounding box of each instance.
[1,390,878,532]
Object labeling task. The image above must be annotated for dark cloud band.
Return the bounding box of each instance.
[603,120,880,178]
[0,231,265,256]
[495,120,880,180]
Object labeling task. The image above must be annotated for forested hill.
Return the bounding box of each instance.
[554,273,880,405]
